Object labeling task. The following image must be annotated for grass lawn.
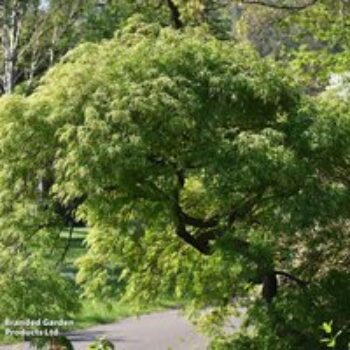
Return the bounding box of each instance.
[73,298,181,330]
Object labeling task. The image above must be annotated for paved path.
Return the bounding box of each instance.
[66,310,208,350]
[0,310,216,350]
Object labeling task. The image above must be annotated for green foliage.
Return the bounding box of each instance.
[0,95,79,340]
[88,337,114,350]
[280,0,350,91]
[320,321,343,348]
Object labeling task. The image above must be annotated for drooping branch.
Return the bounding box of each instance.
[274,270,308,287]
[261,270,309,303]
[241,0,319,10]
[166,0,183,29]
[172,201,212,254]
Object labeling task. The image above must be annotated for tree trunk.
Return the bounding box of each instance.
[3,49,15,93]
[262,272,278,303]
[1,1,22,94]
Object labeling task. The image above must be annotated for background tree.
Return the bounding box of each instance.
[234,0,350,93]
[0,0,132,95]
[0,0,89,94]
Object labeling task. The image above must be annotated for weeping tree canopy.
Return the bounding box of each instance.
[0,19,349,349]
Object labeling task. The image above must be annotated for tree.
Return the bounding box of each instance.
[234,0,350,93]
[280,0,350,91]
[0,0,115,95]
[1,20,349,348]
[0,0,70,93]
[0,0,32,94]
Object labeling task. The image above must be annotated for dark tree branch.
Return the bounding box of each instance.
[175,168,185,188]
[261,270,308,303]
[170,166,220,253]
[262,272,278,303]
[182,212,219,228]
[171,169,213,254]
[274,270,308,287]
[172,197,249,255]
[175,222,212,254]
[194,228,220,242]
[166,0,183,29]
[171,166,253,255]
[171,167,211,254]
[241,0,319,10]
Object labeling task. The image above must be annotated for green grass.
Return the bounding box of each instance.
[59,227,87,279]
[73,298,181,330]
